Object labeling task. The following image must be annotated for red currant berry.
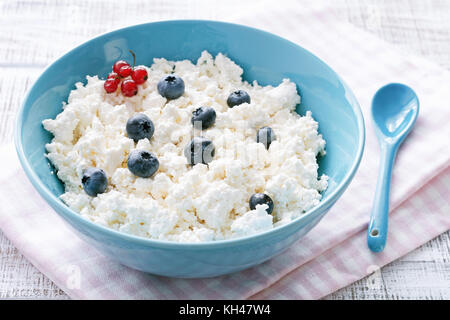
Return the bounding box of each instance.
[119,65,132,78]
[107,72,120,85]
[113,60,129,74]
[131,66,148,85]
[121,79,138,97]
[104,79,119,93]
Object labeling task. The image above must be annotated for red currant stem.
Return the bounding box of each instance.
[129,50,136,68]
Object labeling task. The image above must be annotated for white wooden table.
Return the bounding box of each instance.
[0,0,449,299]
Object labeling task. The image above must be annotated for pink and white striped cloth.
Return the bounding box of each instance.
[0,2,449,299]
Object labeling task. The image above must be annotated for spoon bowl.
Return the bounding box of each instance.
[368,83,419,252]
[372,83,419,141]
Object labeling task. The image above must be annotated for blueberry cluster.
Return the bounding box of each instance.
[81,112,159,196]
[182,105,216,167]
[84,73,275,215]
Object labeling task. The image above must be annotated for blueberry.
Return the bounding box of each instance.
[184,137,215,165]
[127,149,159,178]
[157,74,185,99]
[249,193,274,215]
[257,127,276,149]
[227,90,251,108]
[81,168,108,197]
[191,107,216,130]
[126,113,154,142]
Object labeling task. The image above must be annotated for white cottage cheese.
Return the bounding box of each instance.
[42,51,328,242]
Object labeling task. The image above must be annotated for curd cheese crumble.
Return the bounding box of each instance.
[42,51,328,242]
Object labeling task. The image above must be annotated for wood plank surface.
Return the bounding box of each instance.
[0,0,449,299]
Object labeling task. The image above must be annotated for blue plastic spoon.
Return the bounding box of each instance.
[368,83,419,252]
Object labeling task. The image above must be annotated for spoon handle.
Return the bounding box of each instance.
[367,142,397,252]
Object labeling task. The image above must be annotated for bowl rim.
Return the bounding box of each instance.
[14,19,365,249]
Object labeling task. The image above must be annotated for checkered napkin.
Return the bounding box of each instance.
[1,2,449,299]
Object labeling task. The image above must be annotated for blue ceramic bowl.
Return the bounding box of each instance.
[15,20,364,278]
